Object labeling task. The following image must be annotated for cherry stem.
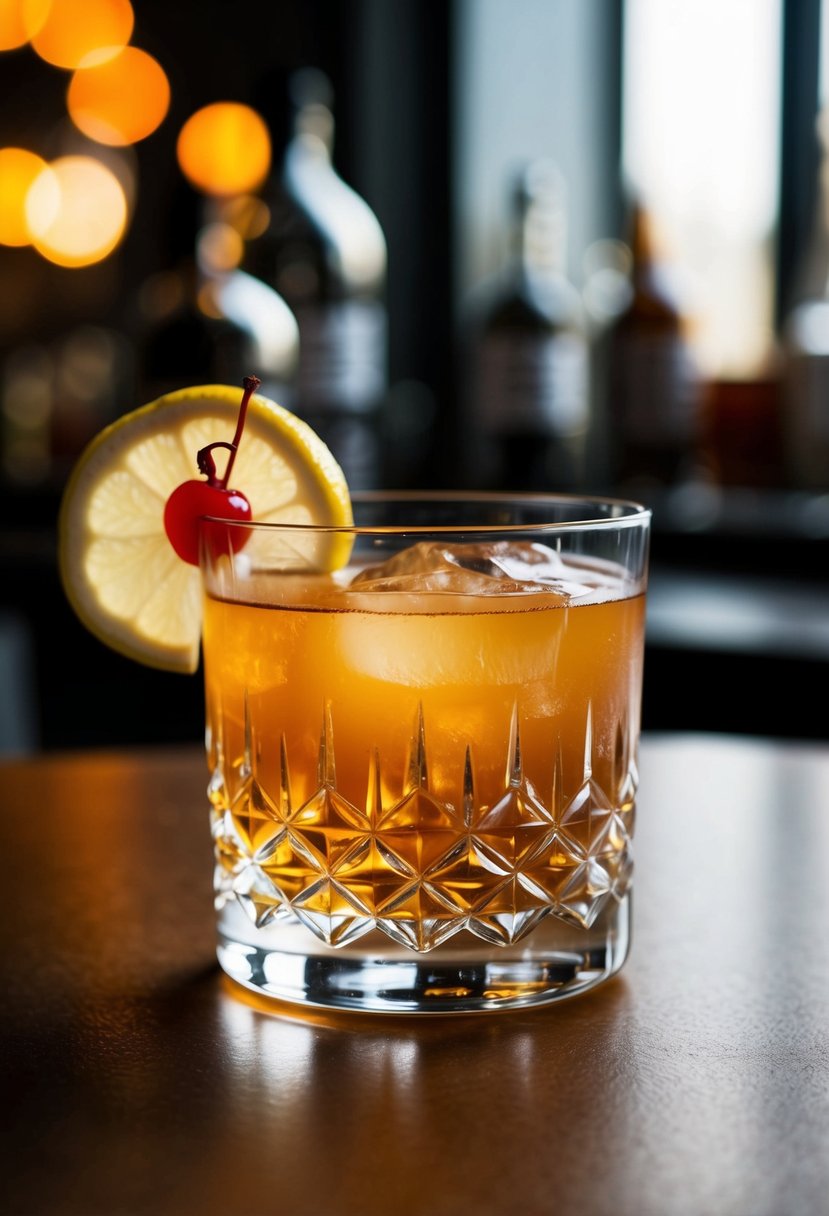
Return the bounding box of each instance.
[196,375,260,489]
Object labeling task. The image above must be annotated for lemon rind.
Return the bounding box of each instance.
[58,384,353,674]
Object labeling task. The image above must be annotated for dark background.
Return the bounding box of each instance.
[1,0,827,753]
[2,0,458,753]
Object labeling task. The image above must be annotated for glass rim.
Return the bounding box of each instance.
[202,490,652,536]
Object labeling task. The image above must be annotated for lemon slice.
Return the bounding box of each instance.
[59,383,353,674]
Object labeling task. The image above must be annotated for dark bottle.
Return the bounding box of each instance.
[243,68,388,489]
[469,160,590,492]
[136,218,298,407]
[604,201,700,492]
[781,107,829,491]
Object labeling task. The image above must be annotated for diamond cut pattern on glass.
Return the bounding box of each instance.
[233,864,283,929]
[210,698,637,950]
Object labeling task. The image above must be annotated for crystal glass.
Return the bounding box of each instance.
[200,492,650,1013]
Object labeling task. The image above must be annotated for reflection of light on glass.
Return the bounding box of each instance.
[285,132,386,289]
[25,155,128,267]
[67,46,170,146]
[582,239,634,324]
[177,103,271,197]
[623,0,782,377]
[210,270,299,369]
[31,0,133,69]
[0,0,51,50]
[0,147,46,245]
[196,221,244,273]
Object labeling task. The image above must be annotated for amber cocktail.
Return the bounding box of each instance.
[201,493,650,1013]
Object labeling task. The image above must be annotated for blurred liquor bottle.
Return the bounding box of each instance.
[780,107,829,491]
[602,200,700,494]
[243,68,388,491]
[697,373,783,490]
[136,194,298,408]
[2,326,135,491]
[469,159,589,492]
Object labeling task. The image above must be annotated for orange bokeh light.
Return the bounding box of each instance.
[0,0,51,50]
[177,103,271,197]
[0,147,47,245]
[30,0,133,69]
[25,155,128,267]
[67,46,170,146]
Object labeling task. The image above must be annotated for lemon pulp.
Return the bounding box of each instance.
[58,384,353,673]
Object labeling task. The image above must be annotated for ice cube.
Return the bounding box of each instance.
[348,540,600,599]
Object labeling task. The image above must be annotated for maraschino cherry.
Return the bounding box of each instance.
[164,375,259,565]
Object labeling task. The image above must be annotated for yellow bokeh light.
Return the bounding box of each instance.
[0,147,47,245]
[177,103,271,197]
[0,0,51,50]
[31,0,133,69]
[67,46,170,146]
[25,155,128,267]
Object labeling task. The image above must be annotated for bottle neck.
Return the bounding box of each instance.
[293,99,335,155]
[626,203,656,290]
[622,201,681,316]
[514,194,567,284]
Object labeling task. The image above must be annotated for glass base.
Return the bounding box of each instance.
[217,894,630,1014]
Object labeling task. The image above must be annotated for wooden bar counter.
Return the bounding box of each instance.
[1,734,828,1216]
